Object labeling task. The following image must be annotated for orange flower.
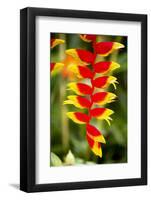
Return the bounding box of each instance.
[61,55,79,80]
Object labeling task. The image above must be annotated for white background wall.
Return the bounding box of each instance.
[0,0,150,199]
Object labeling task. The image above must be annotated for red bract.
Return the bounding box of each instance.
[95,42,113,55]
[93,61,111,73]
[76,49,95,64]
[93,76,108,88]
[76,96,91,108]
[92,92,107,102]
[80,34,97,42]
[78,66,93,79]
[90,108,106,117]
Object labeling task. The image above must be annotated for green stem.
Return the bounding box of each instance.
[59,33,69,151]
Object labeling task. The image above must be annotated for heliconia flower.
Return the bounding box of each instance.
[92,92,117,105]
[93,76,118,89]
[86,133,102,157]
[67,82,92,95]
[66,49,95,65]
[90,108,114,125]
[93,61,120,74]
[94,42,124,56]
[50,63,64,75]
[68,65,93,79]
[86,124,106,143]
[51,39,65,48]
[80,34,96,42]
[66,112,90,124]
[64,95,91,109]
[64,35,124,158]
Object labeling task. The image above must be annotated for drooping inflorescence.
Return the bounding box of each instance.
[64,34,124,158]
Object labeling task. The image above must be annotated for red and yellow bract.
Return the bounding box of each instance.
[94,42,124,56]
[93,61,120,74]
[64,95,91,109]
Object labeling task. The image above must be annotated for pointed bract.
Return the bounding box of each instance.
[93,76,118,89]
[67,82,92,95]
[51,39,65,48]
[50,62,64,75]
[90,108,114,125]
[86,134,102,158]
[68,65,93,79]
[94,42,124,56]
[86,124,106,143]
[66,49,95,65]
[64,95,91,109]
[92,92,117,105]
[93,61,120,74]
[66,112,90,124]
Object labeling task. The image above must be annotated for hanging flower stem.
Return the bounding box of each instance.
[63,34,125,158]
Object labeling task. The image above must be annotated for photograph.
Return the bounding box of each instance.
[50,33,127,166]
[20,7,147,192]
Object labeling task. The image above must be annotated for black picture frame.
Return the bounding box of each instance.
[20,7,147,192]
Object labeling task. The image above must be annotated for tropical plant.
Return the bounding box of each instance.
[63,34,125,158]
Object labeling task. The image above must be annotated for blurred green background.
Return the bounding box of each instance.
[50,33,127,166]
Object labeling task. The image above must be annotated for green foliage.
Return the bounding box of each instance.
[51,152,62,166]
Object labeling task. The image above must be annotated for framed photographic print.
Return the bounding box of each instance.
[20,7,147,192]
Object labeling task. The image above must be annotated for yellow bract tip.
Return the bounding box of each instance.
[97,109,114,126]
[96,135,106,144]
[63,100,73,105]
[108,76,118,90]
[51,63,64,75]
[107,92,117,103]
[110,62,120,71]
[51,39,65,48]
[92,142,102,158]
[113,42,125,49]
[65,49,76,56]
